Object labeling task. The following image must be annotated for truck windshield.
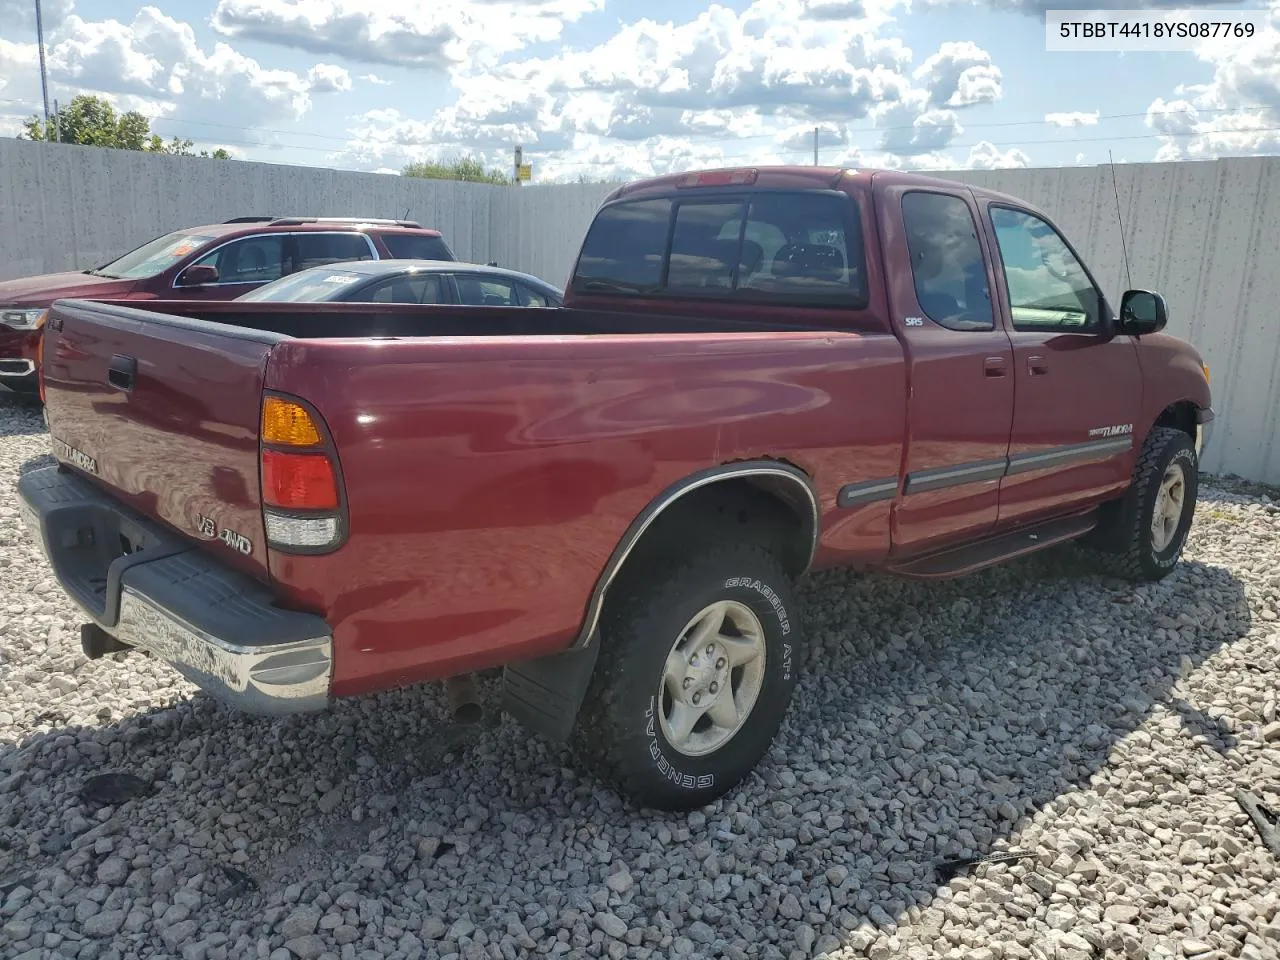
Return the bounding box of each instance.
[239,268,369,302]
[92,231,217,279]
[572,190,867,307]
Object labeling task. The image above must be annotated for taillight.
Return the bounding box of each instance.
[259,394,347,553]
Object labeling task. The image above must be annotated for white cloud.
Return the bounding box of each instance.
[0,0,74,36]
[1045,111,1100,128]
[1145,1,1280,160]
[210,0,606,71]
[0,6,354,147]
[324,0,1003,177]
[966,140,1031,169]
[360,73,392,86]
[913,41,1002,107]
[307,63,352,94]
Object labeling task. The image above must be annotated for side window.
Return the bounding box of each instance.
[518,283,550,307]
[192,235,285,284]
[575,198,672,292]
[456,275,519,306]
[360,273,446,304]
[293,233,375,271]
[666,201,744,290]
[901,192,993,331]
[988,207,1101,331]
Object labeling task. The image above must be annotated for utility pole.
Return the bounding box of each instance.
[813,127,819,166]
[35,0,51,128]
[52,98,60,143]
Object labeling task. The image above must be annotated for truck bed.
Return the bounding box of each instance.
[39,296,908,696]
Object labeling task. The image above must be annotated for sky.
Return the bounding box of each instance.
[0,0,1278,181]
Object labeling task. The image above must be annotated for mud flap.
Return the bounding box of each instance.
[501,640,600,744]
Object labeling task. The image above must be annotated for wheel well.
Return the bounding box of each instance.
[576,466,818,647]
[1153,401,1197,440]
[623,476,816,579]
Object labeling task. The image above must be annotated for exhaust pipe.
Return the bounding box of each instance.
[444,673,483,726]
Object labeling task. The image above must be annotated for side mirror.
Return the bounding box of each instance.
[1118,289,1167,335]
[177,264,219,287]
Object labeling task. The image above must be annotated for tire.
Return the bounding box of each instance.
[1088,426,1198,581]
[569,543,801,811]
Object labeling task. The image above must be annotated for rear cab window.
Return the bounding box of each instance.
[572,189,867,308]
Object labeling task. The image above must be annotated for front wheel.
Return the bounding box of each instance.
[1089,426,1199,581]
[570,543,801,811]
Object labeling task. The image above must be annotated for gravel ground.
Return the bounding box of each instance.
[2,395,1280,960]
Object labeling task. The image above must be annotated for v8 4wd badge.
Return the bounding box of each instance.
[194,513,253,555]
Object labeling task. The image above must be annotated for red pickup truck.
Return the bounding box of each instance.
[20,166,1214,811]
[0,216,454,396]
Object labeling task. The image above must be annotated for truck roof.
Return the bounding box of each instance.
[601,165,1046,216]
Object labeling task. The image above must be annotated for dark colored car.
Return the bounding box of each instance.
[0,217,454,394]
[24,165,1213,813]
[238,259,562,307]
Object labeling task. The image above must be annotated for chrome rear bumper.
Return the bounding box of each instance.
[18,465,333,715]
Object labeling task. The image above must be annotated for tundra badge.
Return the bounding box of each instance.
[50,437,98,475]
[1088,423,1133,439]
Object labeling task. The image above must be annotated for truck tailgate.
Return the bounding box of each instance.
[41,299,277,583]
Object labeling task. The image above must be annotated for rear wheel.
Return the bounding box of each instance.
[570,543,800,811]
[1086,426,1198,581]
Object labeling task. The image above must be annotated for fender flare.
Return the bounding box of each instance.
[571,460,820,649]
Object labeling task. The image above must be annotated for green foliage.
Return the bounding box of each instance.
[401,155,512,184]
[21,94,232,159]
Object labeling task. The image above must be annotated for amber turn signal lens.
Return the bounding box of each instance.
[1202,363,1210,385]
[262,397,322,446]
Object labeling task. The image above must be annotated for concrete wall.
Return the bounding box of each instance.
[2,137,1277,483]
[0,138,497,276]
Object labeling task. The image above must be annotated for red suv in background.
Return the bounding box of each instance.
[0,216,455,396]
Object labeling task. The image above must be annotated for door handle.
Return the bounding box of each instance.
[1027,354,1049,376]
[107,354,136,393]
[983,356,1007,377]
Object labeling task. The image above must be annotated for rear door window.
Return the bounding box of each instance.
[360,273,448,304]
[293,233,375,271]
[455,275,520,306]
[901,191,994,331]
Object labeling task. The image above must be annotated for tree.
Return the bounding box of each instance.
[21,94,232,159]
[401,155,511,184]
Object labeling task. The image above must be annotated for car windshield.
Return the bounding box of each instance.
[238,268,367,302]
[92,231,217,279]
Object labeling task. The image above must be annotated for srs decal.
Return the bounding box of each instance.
[1088,423,1133,439]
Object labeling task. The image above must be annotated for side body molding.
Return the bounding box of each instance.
[571,461,821,649]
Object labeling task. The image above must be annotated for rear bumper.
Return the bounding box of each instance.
[18,465,333,715]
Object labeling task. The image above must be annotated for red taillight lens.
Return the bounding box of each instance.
[262,450,338,510]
